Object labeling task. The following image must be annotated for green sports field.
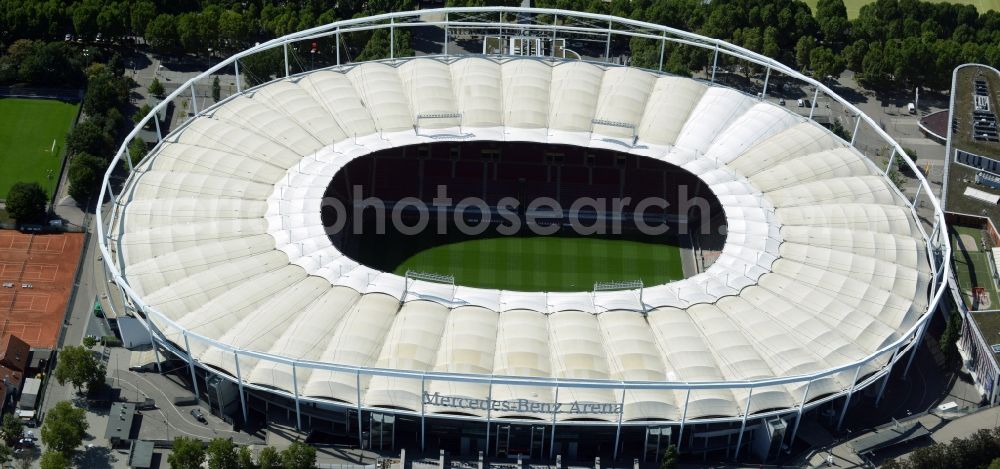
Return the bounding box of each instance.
[802,0,1000,18]
[0,98,79,200]
[392,236,684,292]
[951,225,1000,309]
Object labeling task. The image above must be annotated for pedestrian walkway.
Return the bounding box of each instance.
[803,406,1000,467]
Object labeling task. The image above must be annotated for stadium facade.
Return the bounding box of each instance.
[99,8,950,462]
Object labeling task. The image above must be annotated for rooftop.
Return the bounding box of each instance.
[106,55,934,422]
[105,402,136,443]
[127,440,154,469]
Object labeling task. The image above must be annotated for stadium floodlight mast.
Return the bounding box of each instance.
[94,6,951,461]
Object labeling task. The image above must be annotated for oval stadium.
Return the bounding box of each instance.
[99,8,949,463]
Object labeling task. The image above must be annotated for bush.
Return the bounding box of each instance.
[101,336,122,347]
[148,78,165,98]
[133,103,153,127]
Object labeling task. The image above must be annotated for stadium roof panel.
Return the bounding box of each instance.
[112,56,932,422]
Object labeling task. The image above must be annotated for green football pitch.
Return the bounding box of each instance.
[802,0,1000,18]
[392,236,684,292]
[0,98,79,200]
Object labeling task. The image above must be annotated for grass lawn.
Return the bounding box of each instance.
[0,98,79,200]
[393,236,683,292]
[950,225,1000,309]
[971,311,1000,354]
[802,0,1000,18]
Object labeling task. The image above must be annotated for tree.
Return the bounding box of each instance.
[762,27,780,61]
[134,103,153,126]
[898,147,919,174]
[241,48,283,87]
[5,182,47,222]
[794,36,815,71]
[72,5,99,39]
[96,3,127,40]
[146,14,180,53]
[212,76,221,102]
[67,153,106,203]
[177,13,206,53]
[940,309,961,364]
[860,42,893,89]
[108,53,125,78]
[1,414,24,447]
[149,78,165,98]
[82,335,98,348]
[280,442,316,469]
[842,40,868,71]
[815,0,849,45]
[53,345,105,393]
[127,138,148,168]
[831,120,852,142]
[17,42,85,87]
[218,10,249,50]
[0,444,10,466]
[39,450,70,469]
[66,119,113,158]
[257,446,280,469]
[660,445,678,469]
[809,47,845,81]
[83,70,129,117]
[169,437,206,469]
[237,446,254,469]
[206,438,239,469]
[130,0,158,37]
[40,401,88,455]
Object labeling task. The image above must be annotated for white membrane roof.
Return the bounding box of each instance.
[114,57,931,422]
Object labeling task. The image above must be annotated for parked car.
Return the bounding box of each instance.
[190,408,207,423]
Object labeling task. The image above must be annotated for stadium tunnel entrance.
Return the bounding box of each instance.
[322,141,726,291]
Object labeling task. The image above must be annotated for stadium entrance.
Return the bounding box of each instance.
[322,142,726,291]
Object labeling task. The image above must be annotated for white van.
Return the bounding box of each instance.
[907,103,916,114]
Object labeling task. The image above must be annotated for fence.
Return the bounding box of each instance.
[0,86,82,101]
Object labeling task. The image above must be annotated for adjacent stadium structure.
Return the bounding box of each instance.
[99,8,950,463]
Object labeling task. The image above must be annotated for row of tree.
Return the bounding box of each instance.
[883,427,1000,468]
[445,0,1000,91]
[0,0,412,56]
[63,58,136,205]
[170,438,316,469]
[3,0,999,91]
[0,39,86,86]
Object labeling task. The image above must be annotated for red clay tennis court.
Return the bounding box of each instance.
[0,230,84,349]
